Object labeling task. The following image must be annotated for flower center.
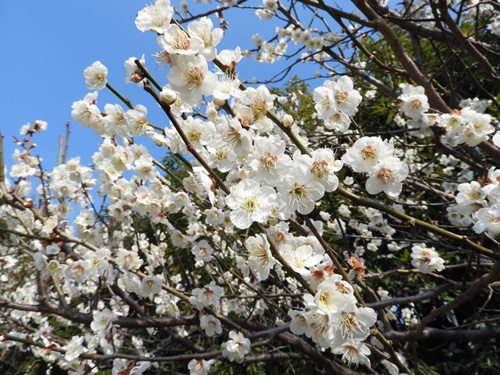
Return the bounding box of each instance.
[185,66,204,88]
[335,91,348,104]
[187,128,202,143]
[291,183,306,199]
[377,168,395,184]
[173,30,191,51]
[361,145,377,160]
[249,98,268,119]
[311,160,329,179]
[241,197,258,213]
[259,151,278,170]
[340,312,359,338]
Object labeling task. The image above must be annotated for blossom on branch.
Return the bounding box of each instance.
[221,331,251,363]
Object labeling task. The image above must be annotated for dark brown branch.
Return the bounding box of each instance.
[367,0,500,56]
[385,325,500,342]
[415,261,500,334]
[233,318,358,375]
[337,186,500,261]
[366,284,456,309]
[436,0,500,87]
[351,0,450,113]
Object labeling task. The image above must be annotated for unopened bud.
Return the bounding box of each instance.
[206,103,218,120]
[282,114,294,128]
[159,88,177,106]
[180,0,189,13]
[212,96,226,107]
[268,217,279,226]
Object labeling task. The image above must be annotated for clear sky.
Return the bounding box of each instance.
[0,1,332,172]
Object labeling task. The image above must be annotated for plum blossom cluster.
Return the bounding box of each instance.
[251,18,342,63]
[397,84,496,147]
[0,3,389,370]
[450,168,500,238]
[221,331,251,363]
[313,76,362,132]
[342,136,409,197]
[288,274,376,367]
[6,0,500,374]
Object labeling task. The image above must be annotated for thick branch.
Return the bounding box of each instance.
[385,325,500,342]
[415,261,500,334]
[436,0,500,87]
[367,0,500,56]
[351,0,450,112]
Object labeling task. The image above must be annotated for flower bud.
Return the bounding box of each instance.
[159,88,177,106]
[206,103,218,120]
[282,114,294,128]
[212,96,226,107]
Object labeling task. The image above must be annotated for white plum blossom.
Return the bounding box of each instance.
[455,107,494,146]
[288,309,309,335]
[440,110,464,135]
[330,307,377,347]
[314,276,357,314]
[191,240,213,262]
[221,331,251,363]
[280,244,323,275]
[10,162,37,179]
[245,234,276,280]
[217,47,243,71]
[6,3,498,372]
[212,117,253,157]
[71,91,104,133]
[116,249,143,271]
[91,308,117,336]
[398,84,429,119]
[455,181,487,216]
[295,148,343,192]
[333,340,371,368]
[157,24,205,55]
[20,119,48,134]
[135,0,174,33]
[225,179,276,229]
[189,281,225,310]
[140,275,163,297]
[0,256,18,282]
[181,117,216,151]
[188,359,216,375]
[233,85,276,131]
[65,260,91,283]
[83,61,108,90]
[365,156,409,197]
[63,336,86,362]
[125,105,151,137]
[487,14,500,36]
[248,136,292,184]
[342,136,394,173]
[188,17,224,61]
[125,55,146,85]
[411,244,445,274]
[167,55,218,105]
[278,167,325,217]
[133,156,157,181]
[473,204,500,236]
[200,314,222,336]
[103,103,129,136]
[313,76,362,122]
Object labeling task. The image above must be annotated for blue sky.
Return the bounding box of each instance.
[1,0,331,173]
